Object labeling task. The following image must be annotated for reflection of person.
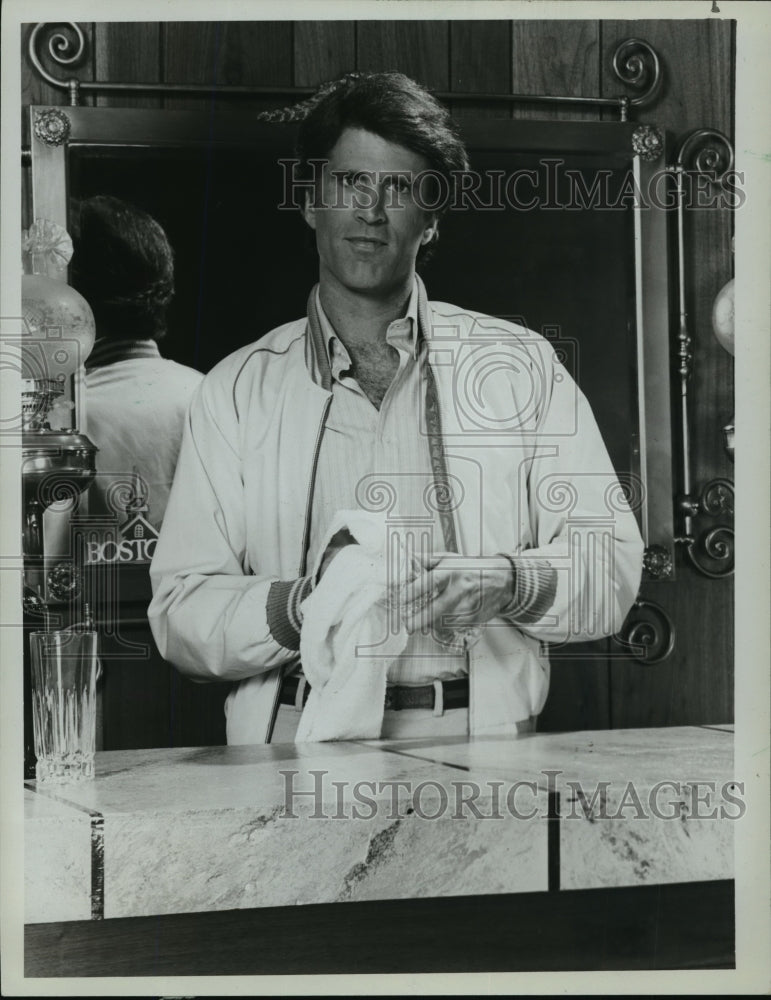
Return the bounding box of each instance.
[70,195,202,528]
[149,72,643,745]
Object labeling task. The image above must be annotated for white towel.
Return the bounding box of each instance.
[295,511,410,742]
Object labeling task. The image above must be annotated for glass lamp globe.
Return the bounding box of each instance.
[21,219,95,428]
[711,277,734,357]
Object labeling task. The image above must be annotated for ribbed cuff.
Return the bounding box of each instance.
[266,575,313,651]
[499,555,558,625]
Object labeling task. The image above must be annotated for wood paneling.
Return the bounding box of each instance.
[163,21,292,112]
[356,20,450,90]
[602,20,735,728]
[94,22,161,108]
[510,21,600,120]
[293,21,356,85]
[450,20,512,120]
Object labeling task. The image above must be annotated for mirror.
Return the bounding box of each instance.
[28,104,674,562]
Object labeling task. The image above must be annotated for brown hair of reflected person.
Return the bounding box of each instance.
[70,194,175,342]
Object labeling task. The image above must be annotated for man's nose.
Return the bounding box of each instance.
[354,185,387,224]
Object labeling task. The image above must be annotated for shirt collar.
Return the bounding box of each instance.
[85,338,161,369]
[314,281,421,380]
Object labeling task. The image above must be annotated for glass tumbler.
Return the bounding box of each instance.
[29,629,98,785]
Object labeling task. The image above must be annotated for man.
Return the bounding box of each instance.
[71,195,203,528]
[148,72,643,744]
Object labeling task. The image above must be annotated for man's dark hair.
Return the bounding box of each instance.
[69,195,174,342]
[293,72,470,263]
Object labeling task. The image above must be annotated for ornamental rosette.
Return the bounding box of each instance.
[642,544,673,579]
[33,108,71,147]
[631,125,664,162]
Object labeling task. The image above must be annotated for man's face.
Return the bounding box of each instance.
[302,127,438,299]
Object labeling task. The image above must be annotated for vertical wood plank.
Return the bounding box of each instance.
[449,20,512,120]
[163,21,293,112]
[356,20,450,90]
[294,21,355,86]
[510,21,600,120]
[94,22,161,109]
[601,20,734,727]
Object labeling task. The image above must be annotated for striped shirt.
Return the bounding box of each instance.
[308,285,468,685]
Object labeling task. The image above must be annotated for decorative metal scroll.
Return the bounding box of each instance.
[27,23,663,118]
[670,129,735,580]
[616,598,675,665]
[612,38,663,109]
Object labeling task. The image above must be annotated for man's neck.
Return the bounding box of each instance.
[317,273,414,351]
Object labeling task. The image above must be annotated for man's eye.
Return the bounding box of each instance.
[340,172,368,188]
[385,176,410,193]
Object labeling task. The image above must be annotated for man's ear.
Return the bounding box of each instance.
[421,215,439,246]
[302,189,317,231]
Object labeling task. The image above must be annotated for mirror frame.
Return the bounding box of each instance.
[27,104,674,569]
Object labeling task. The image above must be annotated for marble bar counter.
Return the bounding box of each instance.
[25,725,735,928]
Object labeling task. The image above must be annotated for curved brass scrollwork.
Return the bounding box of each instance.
[616,598,675,664]
[611,38,663,109]
[28,22,88,91]
[676,128,735,177]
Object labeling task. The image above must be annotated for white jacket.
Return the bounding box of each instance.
[148,281,643,743]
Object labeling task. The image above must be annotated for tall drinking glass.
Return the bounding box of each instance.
[29,630,98,784]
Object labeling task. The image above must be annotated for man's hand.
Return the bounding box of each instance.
[400,554,515,642]
[317,527,357,581]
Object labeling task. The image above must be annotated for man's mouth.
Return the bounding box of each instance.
[345,237,387,250]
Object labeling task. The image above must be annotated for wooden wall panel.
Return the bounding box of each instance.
[449,20,512,120]
[356,21,449,90]
[94,22,162,108]
[163,21,292,112]
[510,21,600,120]
[601,20,735,727]
[293,21,356,85]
